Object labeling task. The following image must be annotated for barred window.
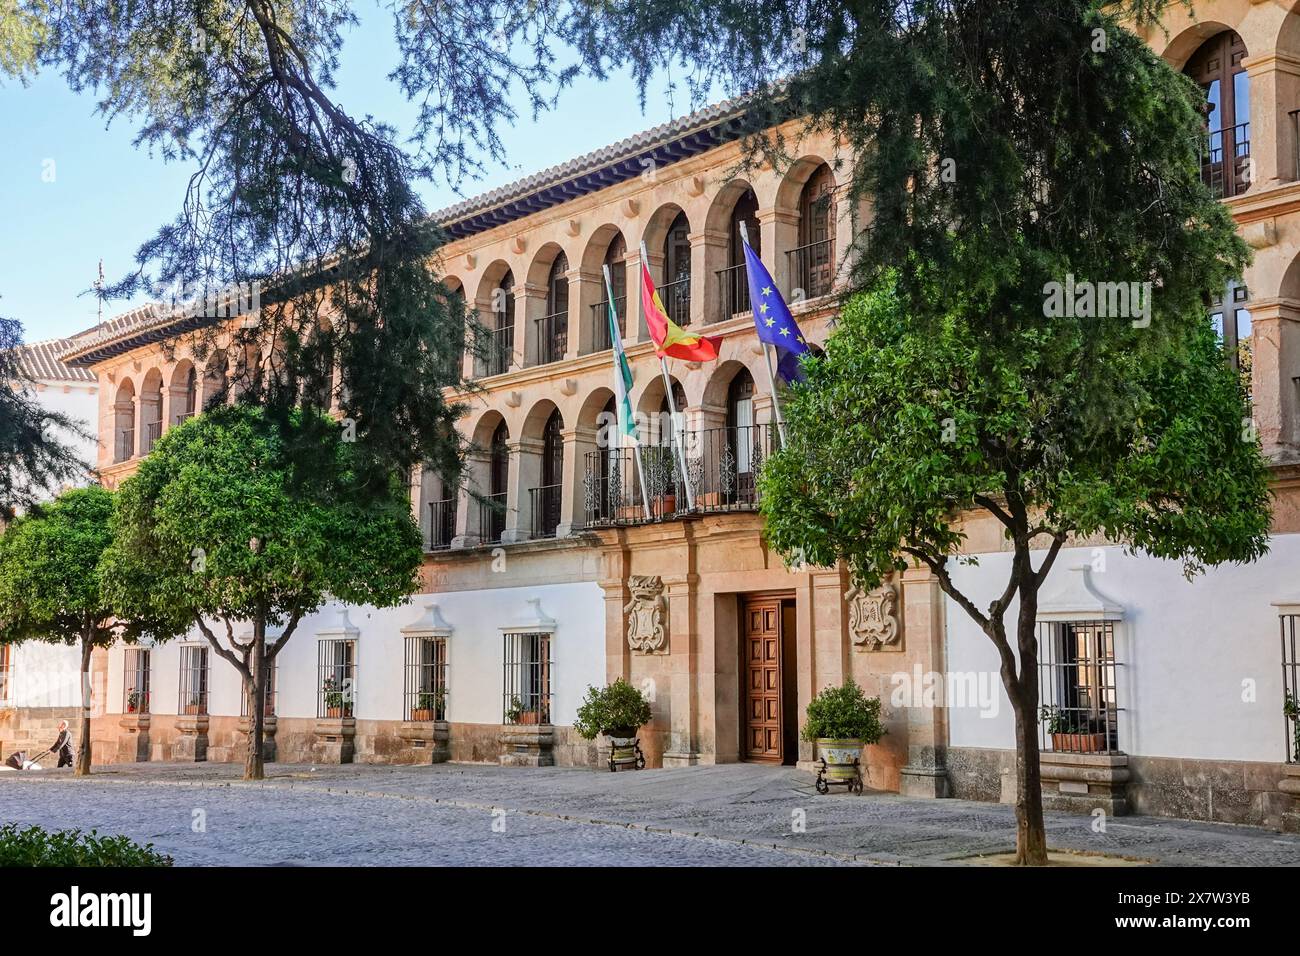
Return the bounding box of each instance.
[179,645,209,716]
[1037,620,1122,755]
[1281,610,1299,764]
[240,661,277,718]
[123,648,150,714]
[503,632,551,725]
[404,635,447,721]
[318,638,356,718]
[0,645,12,707]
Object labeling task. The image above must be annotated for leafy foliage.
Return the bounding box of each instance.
[0,823,173,867]
[573,678,653,739]
[0,316,90,519]
[100,403,422,644]
[800,679,884,743]
[0,485,117,647]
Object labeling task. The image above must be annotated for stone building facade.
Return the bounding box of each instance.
[22,0,1300,831]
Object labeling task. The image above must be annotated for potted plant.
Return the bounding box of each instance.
[322,675,350,718]
[801,678,884,794]
[1040,705,1108,753]
[411,689,443,722]
[125,691,143,714]
[574,679,653,771]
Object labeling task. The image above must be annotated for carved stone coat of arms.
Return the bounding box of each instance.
[624,575,668,654]
[845,580,900,650]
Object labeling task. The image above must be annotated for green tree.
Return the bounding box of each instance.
[0,486,119,775]
[100,404,422,780]
[761,276,1271,865]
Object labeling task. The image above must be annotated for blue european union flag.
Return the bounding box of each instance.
[742,238,811,383]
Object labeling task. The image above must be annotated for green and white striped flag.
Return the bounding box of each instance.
[604,266,637,447]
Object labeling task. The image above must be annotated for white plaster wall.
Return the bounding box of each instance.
[103,581,607,726]
[6,642,83,708]
[20,380,100,474]
[944,534,1300,764]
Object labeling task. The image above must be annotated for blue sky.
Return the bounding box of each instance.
[0,2,709,343]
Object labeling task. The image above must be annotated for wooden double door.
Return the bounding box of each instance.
[742,596,797,764]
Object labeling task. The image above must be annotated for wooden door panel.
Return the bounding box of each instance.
[743,597,784,762]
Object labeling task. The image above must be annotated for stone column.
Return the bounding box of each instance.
[567,266,600,358]
[451,450,487,549]
[1242,51,1300,189]
[516,282,547,368]
[164,384,188,431]
[502,436,542,543]
[1247,298,1300,461]
[897,565,951,798]
[629,248,662,343]
[662,534,700,766]
[690,228,729,326]
[557,424,597,537]
[758,207,799,298]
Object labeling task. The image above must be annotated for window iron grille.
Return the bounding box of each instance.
[123,648,150,714]
[1282,612,1299,764]
[239,661,277,718]
[317,638,356,718]
[503,632,552,725]
[178,645,209,716]
[1037,620,1123,755]
[0,645,12,708]
[404,636,448,721]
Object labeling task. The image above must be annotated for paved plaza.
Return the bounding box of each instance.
[2,762,1298,866]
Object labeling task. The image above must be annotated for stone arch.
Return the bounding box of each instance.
[704,178,762,321]
[112,378,137,463]
[168,359,197,427]
[474,259,516,375]
[635,371,687,446]
[579,226,630,353]
[139,367,164,453]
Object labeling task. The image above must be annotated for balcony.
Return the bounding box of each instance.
[716,263,751,321]
[477,326,514,377]
[534,311,568,365]
[787,238,836,302]
[529,484,562,538]
[142,419,163,453]
[428,498,456,551]
[1200,121,1251,199]
[115,428,135,463]
[658,276,691,327]
[588,296,626,353]
[479,491,507,545]
[583,422,779,527]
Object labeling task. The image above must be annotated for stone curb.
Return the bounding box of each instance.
[6,774,894,866]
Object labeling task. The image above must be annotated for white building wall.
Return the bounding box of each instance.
[7,643,83,709]
[944,533,1300,764]
[106,581,606,726]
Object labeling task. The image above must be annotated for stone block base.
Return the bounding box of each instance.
[172,715,209,762]
[236,716,278,763]
[899,764,950,799]
[1039,752,1130,816]
[115,715,151,763]
[499,724,553,767]
[311,718,356,764]
[662,751,701,768]
[1281,763,1300,833]
[394,721,450,764]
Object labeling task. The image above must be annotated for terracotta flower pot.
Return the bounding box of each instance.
[1051,731,1107,753]
[410,708,433,722]
[517,710,539,725]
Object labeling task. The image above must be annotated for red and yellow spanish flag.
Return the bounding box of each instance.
[641,260,722,362]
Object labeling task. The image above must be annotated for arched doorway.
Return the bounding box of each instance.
[727,368,758,503]
[661,211,692,327]
[1185,30,1250,198]
[483,269,515,376]
[795,164,837,299]
[533,409,564,537]
[595,234,627,351]
[484,421,510,544]
[720,187,761,318]
[113,380,137,463]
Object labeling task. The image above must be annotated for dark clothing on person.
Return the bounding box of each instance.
[52,729,73,768]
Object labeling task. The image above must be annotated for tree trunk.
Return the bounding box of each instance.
[76,635,92,776]
[243,616,267,781]
[1010,683,1049,865]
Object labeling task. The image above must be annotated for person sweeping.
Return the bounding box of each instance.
[51,719,74,768]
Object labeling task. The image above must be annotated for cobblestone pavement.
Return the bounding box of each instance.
[3,761,1299,866]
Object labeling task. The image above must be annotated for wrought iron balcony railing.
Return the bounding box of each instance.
[535,311,568,365]
[583,422,779,527]
[529,484,562,538]
[658,276,691,328]
[428,497,456,551]
[476,325,514,377]
[142,419,163,453]
[588,295,626,353]
[115,428,135,463]
[479,491,507,545]
[716,262,751,321]
[786,238,836,302]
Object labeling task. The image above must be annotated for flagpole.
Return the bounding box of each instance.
[739,222,788,446]
[603,264,652,522]
[640,240,697,511]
